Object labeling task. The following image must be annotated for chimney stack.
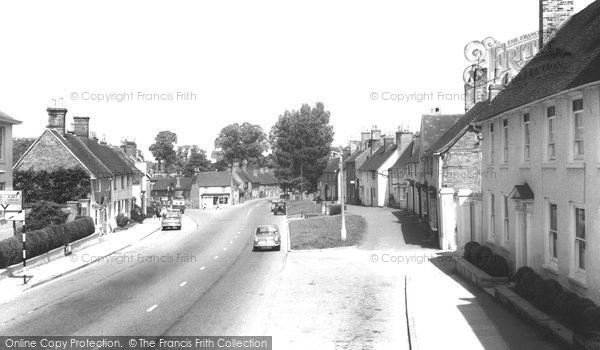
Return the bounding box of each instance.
[395,130,414,156]
[361,131,371,141]
[370,127,382,140]
[47,107,68,135]
[539,0,574,48]
[73,116,90,138]
[121,140,138,158]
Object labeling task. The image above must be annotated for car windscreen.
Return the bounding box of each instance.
[256,227,277,234]
[163,214,180,219]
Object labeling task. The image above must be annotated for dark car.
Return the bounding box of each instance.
[273,202,286,215]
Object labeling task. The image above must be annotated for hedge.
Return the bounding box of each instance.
[512,265,600,335]
[462,242,510,278]
[328,204,341,216]
[0,216,95,269]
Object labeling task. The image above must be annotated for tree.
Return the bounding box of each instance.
[14,168,92,204]
[213,123,267,167]
[183,146,212,176]
[270,102,334,192]
[13,138,36,166]
[24,200,70,232]
[149,131,177,173]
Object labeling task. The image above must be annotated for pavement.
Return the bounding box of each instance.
[0,218,165,303]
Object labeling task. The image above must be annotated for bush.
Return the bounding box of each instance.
[130,205,145,223]
[582,307,600,333]
[328,204,341,215]
[0,235,24,268]
[482,254,510,277]
[514,270,541,300]
[533,278,563,313]
[554,291,580,323]
[463,241,480,263]
[512,266,535,283]
[570,298,597,332]
[116,214,131,228]
[24,201,69,232]
[473,245,492,267]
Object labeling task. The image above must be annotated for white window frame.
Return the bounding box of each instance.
[547,201,558,267]
[502,119,509,163]
[490,122,495,164]
[547,106,556,161]
[523,113,530,161]
[573,206,586,272]
[489,192,496,242]
[503,195,509,242]
[572,98,584,160]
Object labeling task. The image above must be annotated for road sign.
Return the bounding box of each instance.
[0,190,22,211]
[4,210,25,221]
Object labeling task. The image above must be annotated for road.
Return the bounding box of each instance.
[0,200,288,337]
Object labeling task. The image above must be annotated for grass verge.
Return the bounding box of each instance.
[286,200,321,216]
[289,214,366,250]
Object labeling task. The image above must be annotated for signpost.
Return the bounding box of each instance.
[0,191,28,284]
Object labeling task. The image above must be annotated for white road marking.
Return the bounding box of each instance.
[223,247,227,251]
[200,266,206,270]
[214,255,219,259]
[147,305,158,312]
[230,241,233,244]
[180,281,187,287]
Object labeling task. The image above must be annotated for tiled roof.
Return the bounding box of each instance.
[0,110,22,125]
[196,172,239,187]
[477,1,600,122]
[345,149,363,163]
[236,169,260,183]
[419,114,464,154]
[323,158,340,172]
[425,101,490,156]
[256,172,279,185]
[49,130,112,178]
[359,144,398,171]
[152,176,196,191]
[390,141,415,169]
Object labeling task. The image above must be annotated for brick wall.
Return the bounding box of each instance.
[16,132,82,171]
[540,0,574,47]
[442,130,482,192]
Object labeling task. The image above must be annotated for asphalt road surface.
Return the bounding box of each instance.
[0,200,288,337]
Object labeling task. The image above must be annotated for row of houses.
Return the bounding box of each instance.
[150,166,280,209]
[5,106,280,236]
[322,0,600,304]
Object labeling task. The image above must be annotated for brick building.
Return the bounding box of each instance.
[14,107,139,233]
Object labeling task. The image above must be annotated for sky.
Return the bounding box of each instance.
[0,0,595,161]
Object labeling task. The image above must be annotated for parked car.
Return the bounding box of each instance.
[270,199,284,212]
[273,202,286,215]
[172,197,186,214]
[161,211,182,230]
[253,225,281,251]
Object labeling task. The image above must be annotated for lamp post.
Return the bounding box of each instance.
[331,151,346,241]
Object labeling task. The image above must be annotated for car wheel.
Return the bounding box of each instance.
[275,246,281,251]
[178,226,182,230]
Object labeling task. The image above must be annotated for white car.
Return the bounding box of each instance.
[252,225,281,251]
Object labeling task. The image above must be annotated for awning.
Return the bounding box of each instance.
[510,183,534,200]
[201,193,231,197]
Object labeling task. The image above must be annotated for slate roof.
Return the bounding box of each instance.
[359,144,398,171]
[196,172,239,187]
[152,176,196,191]
[477,1,600,122]
[510,183,534,200]
[419,114,463,154]
[425,101,490,156]
[0,110,22,125]
[345,149,363,163]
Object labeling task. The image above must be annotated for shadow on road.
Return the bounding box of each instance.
[389,209,438,249]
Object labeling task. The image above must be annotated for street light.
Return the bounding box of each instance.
[331,151,346,241]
